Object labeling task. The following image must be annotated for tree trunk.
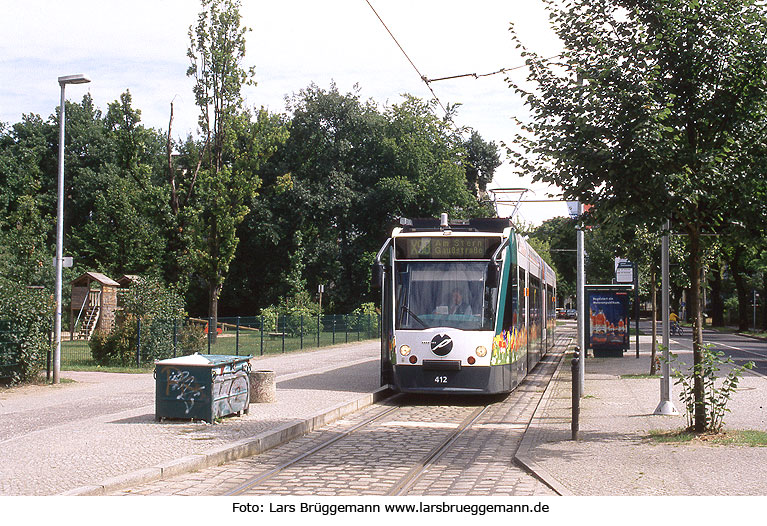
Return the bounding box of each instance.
[688,227,706,432]
[208,280,221,345]
[729,245,750,331]
[762,272,767,331]
[167,101,179,216]
[650,269,658,375]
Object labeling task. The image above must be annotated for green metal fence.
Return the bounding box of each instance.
[60,313,380,369]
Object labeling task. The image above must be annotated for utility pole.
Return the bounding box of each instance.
[576,202,586,397]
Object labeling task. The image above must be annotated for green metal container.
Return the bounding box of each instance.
[154,354,252,423]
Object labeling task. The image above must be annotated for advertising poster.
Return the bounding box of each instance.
[587,290,630,356]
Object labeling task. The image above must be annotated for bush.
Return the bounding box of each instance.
[260,291,320,336]
[179,322,206,355]
[351,302,379,333]
[0,277,52,384]
[90,317,138,367]
[670,344,754,432]
[90,278,185,366]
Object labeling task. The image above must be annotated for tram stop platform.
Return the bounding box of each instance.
[1,325,766,496]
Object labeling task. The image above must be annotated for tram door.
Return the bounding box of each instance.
[380,265,394,386]
[528,276,542,371]
[519,267,528,377]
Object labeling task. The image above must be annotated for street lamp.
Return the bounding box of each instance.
[53,74,90,384]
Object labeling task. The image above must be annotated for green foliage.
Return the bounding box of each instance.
[351,302,379,333]
[0,277,52,384]
[89,316,138,367]
[223,84,497,314]
[670,345,754,433]
[90,278,185,365]
[183,1,287,322]
[260,291,320,336]
[511,0,767,432]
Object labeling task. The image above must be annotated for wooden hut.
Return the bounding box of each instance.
[70,272,120,340]
[117,274,141,288]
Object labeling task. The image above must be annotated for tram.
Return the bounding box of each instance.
[372,214,556,394]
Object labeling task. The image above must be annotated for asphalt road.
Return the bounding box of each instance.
[642,321,767,377]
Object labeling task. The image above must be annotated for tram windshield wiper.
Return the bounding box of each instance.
[401,305,428,328]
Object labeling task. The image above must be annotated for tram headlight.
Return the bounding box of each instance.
[399,345,411,356]
[475,345,488,357]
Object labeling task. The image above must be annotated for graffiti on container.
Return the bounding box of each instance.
[164,367,204,414]
[212,371,249,417]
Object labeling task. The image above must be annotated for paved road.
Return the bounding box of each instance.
[643,321,767,376]
[110,336,571,496]
[0,341,383,496]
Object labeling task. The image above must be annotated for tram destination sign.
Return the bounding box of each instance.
[396,236,501,259]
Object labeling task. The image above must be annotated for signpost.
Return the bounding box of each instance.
[614,258,640,358]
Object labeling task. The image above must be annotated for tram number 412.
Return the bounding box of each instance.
[434,375,449,384]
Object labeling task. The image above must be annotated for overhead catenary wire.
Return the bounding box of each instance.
[423,54,562,84]
[363,0,561,124]
[364,0,451,118]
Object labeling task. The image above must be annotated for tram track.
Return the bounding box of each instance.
[116,329,572,497]
[386,404,490,496]
[220,337,568,497]
[222,402,404,496]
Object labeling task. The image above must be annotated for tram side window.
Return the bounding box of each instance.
[530,276,542,335]
[502,265,518,329]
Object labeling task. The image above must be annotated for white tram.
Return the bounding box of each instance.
[372,215,556,394]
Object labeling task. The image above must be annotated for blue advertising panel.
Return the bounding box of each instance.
[587,289,630,356]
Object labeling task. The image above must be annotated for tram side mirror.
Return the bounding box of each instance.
[371,263,384,289]
[486,262,500,288]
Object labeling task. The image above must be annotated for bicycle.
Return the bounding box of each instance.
[670,322,683,336]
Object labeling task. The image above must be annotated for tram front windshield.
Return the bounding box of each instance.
[395,261,495,331]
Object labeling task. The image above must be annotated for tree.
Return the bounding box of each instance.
[69,92,171,279]
[224,85,496,314]
[0,115,55,286]
[510,0,767,431]
[187,0,255,175]
[463,130,502,197]
[183,0,264,335]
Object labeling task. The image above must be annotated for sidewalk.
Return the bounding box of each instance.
[515,329,767,496]
[0,341,384,496]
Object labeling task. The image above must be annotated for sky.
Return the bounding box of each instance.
[0,0,569,225]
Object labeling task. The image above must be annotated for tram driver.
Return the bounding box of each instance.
[448,288,472,316]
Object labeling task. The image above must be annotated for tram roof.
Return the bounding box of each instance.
[396,217,512,234]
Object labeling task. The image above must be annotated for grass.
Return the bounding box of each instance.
[621,373,662,379]
[649,429,767,446]
[58,330,378,371]
[63,364,153,374]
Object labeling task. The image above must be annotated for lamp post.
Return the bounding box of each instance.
[53,74,90,384]
[655,219,678,415]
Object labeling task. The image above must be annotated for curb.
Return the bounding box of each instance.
[513,344,575,497]
[60,386,394,496]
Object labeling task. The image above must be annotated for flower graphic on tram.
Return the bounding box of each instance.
[491,327,522,365]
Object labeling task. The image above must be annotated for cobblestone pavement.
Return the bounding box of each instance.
[0,341,381,496]
[114,337,569,497]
